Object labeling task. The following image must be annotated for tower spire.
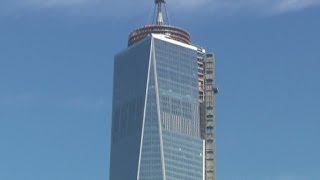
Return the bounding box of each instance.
[128,0,192,46]
[155,0,165,25]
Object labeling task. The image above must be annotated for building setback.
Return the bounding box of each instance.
[109,0,218,179]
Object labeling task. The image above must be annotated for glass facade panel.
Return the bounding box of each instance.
[110,35,205,180]
[110,38,151,180]
[154,38,204,180]
[139,53,163,180]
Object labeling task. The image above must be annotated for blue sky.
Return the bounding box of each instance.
[0,0,319,180]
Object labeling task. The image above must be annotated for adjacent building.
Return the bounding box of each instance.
[109,1,218,179]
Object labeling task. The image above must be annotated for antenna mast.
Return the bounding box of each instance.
[128,0,191,46]
[155,0,165,25]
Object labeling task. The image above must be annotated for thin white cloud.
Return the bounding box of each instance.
[219,174,313,180]
[272,0,320,14]
[179,0,320,15]
[262,175,307,180]
[0,92,107,110]
[65,96,107,110]
[0,94,33,106]
[24,0,89,7]
[1,0,320,17]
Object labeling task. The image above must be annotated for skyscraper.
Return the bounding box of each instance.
[109,1,218,179]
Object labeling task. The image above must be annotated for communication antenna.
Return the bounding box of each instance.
[154,0,170,25]
[128,0,191,46]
